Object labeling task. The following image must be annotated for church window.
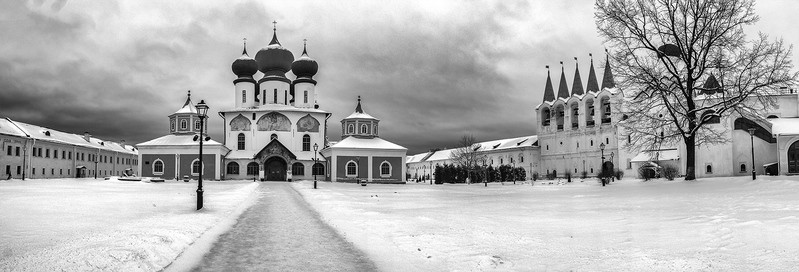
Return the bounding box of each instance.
[519,154,524,163]
[16,147,20,156]
[590,140,594,146]
[246,162,259,175]
[312,163,325,176]
[347,124,355,134]
[153,160,164,175]
[303,135,311,151]
[706,164,713,174]
[361,124,368,134]
[45,149,49,158]
[601,96,611,123]
[740,163,746,173]
[181,120,187,130]
[54,150,58,159]
[541,107,551,126]
[237,133,246,150]
[304,91,308,104]
[346,161,357,177]
[252,113,256,120]
[271,134,278,141]
[6,146,10,156]
[192,160,203,176]
[606,138,609,144]
[374,124,378,135]
[242,90,246,103]
[284,90,287,105]
[292,162,305,176]
[500,158,504,164]
[380,161,392,177]
[274,89,278,103]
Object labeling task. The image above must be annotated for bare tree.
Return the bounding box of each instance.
[596,0,797,180]
[450,134,486,184]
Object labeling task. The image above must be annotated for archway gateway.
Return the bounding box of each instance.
[789,141,799,174]
[265,156,287,181]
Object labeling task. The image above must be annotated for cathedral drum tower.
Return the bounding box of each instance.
[221,24,330,181]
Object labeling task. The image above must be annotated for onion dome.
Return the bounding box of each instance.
[255,25,294,74]
[291,41,318,78]
[231,39,258,77]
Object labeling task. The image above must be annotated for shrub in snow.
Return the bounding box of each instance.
[663,165,679,181]
[532,172,539,181]
[614,169,624,180]
[638,166,655,181]
[580,170,588,179]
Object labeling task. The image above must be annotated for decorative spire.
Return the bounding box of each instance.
[557,61,570,99]
[302,38,308,56]
[586,53,600,93]
[544,65,555,102]
[355,95,363,113]
[542,65,555,102]
[571,57,584,96]
[242,38,248,56]
[182,90,192,107]
[601,49,616,89]
[269,20,281,45]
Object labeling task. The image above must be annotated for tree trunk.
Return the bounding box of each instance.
[684,135,696,180]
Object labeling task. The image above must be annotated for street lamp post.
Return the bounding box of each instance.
[313,143,319,189]
[599,143,606,186]
[194,100,209,210]
[748,127,756,180]
[355,157,360,184]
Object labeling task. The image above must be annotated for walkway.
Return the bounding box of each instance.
[193,183,378,272]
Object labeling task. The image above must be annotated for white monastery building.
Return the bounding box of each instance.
[408,53,799,180]
[1,117,139,180]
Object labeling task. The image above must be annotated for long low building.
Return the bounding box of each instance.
[0,117,139,180]
[406,135,540,181]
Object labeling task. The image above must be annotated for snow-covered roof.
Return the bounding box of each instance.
[137,134,223,147]
[344,112,378,120]
[328,136,406,150]
[630,149,680,163]
[769,118,799,136]
[408,135,538,163]
[2,118,137,154]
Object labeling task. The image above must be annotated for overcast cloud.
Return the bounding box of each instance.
[1,0,797,154]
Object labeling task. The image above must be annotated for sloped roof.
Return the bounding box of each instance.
[137,134,223,147]
[0,118,27,137]
[4,118,137,154]
[601,54,616,89]
[557,65,570,99]
[173,94,197,115]
[770,118,799,136]
[542,68,555,102]
[408,135,538,163]
[586,57,600,93]
[343,96,379,120]
[571,60,584,96]
[328,136,406,150]
[426,149,454,161]
[406,152,431,163]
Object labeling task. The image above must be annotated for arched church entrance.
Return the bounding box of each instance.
[789,141,799,174]
[265,157,287,181]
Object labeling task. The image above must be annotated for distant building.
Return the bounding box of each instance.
[320,97,407,183]
[137,93,229,180]
[0,117,139,179]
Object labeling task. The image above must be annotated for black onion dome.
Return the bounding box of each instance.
[291,44,318,78]
[232,45,258,77]
[255,31,294,74]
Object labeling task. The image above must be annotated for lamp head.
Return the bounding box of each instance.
[195,100,209,118]
[599,142,605,151]
[313,143,318,151]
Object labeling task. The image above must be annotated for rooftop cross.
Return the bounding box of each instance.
[273,21,277,31]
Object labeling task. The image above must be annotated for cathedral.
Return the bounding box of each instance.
[137,25,407,182]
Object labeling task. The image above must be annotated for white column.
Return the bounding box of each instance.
[367,155,373,182]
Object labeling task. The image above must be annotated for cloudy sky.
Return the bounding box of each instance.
[1,0,797,154]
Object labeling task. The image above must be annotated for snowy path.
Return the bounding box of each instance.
[192,183,378,272]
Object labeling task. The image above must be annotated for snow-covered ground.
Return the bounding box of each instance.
[0,178,258,272]
[293,177,799,271]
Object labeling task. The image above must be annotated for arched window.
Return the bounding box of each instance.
[347,124,355,134]
[519,154,524,163]
[227,162,240,174]
[601,96,611,123]
[788,141,799,173]
[303,135,311,151]
[312,163,325,176]
[181,120,187,130]
[237,133,245,150]
[271,134,278,141]
[740,163,746,173]
[541,107,551,126]
[304,91,308,103]
[570,103,579,128]
[153,160,164,175]
[246,162,259,175]
[346,161,357,177]
[380,161,392,177]
[500,158,504,164]
[361,124,368,134]
[585,97,595,126]
[170,121,175,131]
[554,104,565,130]
[292,162,305,176]
[706,164,713,174]
[242,90,246,103]
[192,160,203,175]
